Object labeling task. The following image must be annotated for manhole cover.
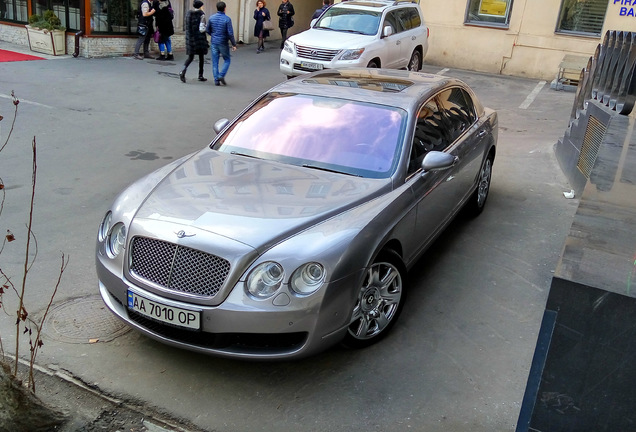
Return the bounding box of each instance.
[43,295,130,344]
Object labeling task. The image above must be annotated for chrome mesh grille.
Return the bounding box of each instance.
[577,115,606,178]
[129,236,230,298]
[296,45,339,61]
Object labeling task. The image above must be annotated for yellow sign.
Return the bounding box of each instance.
[479,0,507,17]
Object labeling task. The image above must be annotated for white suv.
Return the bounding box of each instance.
[280,0,429,78]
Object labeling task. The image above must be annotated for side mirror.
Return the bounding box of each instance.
[214,118,230,134]
[310,18,318,27]
[421,151,457,173]
[382,25,394,38]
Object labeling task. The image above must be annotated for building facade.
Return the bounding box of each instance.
[0,0,634,81]
[421,0,636,80]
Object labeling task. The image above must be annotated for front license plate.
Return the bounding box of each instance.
[127,291,201,330]
[300,61,323,70]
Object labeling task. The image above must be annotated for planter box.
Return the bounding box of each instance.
[25,25,66,56]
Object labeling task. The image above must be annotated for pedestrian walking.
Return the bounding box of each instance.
[153,0,175,60]
[206,1,237,86]
[133,0,156,59]
[311,0,330,20]
[253,0,271,54]
[180,0,209,82]
[277,0,294,49]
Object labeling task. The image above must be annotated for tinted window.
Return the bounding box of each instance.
[436,88,477,143]
[214,93,407,179]
[383,10,404,34]
[409,98,450,174]
[397,7,421,31]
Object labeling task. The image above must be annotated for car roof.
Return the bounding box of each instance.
[269,68,466,111]
[331,0,418,11]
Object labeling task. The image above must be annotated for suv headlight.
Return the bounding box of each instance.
[339,48,365,61]
[283,41,294,54]
[246,262,284,299]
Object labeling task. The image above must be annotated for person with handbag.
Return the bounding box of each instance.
[133,0,156,60]
[277,0,294,49]
[152,0,175,60]
[179,0,209,82]
[253,0,271,53]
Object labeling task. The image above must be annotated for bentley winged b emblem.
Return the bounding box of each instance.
[175,230,195,239]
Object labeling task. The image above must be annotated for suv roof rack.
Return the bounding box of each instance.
[340,0,418,5]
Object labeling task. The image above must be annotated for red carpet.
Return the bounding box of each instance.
[0,49,45,62]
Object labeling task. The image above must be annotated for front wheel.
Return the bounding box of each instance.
[367,60,379,68]
[407,50,421,71]
[342,250,406,349]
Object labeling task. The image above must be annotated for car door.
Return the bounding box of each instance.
[395,6,423,68]
[405,96,461,262]
[380,10,405,69]
[436,87,487,208]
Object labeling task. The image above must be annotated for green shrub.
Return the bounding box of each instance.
[28,10,65,31]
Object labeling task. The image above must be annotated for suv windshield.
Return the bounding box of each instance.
[315,9,381,36]
[213,93,406,178]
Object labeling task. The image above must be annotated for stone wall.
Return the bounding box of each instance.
[1,23,184,58]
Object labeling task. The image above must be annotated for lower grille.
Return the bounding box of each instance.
[129,236,230,298]
[128,310,307,353]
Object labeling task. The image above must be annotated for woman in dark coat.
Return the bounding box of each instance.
[179,0,209,82]
[277,0,294,49]
[253,0,271,53]
[153,0,175,60]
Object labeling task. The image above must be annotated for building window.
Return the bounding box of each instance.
[0,0,29,22]
[465,0,513,27]
[556,0,608,37]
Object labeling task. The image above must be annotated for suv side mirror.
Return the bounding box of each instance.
[382,25,394,38]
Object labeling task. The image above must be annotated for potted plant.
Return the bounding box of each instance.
[25,10,66,55]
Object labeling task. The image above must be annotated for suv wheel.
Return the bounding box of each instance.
[367,60,379,68]
[407,50,421,72]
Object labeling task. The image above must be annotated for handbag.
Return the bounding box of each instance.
[153,29,161,43]
[137,22,148,36]
[262,19,274,31]
[199,15,207,33]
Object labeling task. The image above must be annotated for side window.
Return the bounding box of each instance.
[408,99,450,174]
[397,7,421,31]
[436,88,478,143]
[383,10,404,35]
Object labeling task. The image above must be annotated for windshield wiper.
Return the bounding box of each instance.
[337,29,366,34]
[302,164,361,177]
[231,151,263,160]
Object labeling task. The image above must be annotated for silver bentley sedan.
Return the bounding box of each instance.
[96,68,497,360]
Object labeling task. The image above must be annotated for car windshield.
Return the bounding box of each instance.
[212,93,406,179]
[314,8,381,36]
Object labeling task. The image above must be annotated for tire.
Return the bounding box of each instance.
[465,155,493,217]
[367,60,379,68]
[342,250,406,349]
[407,50,421,72]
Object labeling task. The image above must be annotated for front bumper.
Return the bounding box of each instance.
[97,258,362,360]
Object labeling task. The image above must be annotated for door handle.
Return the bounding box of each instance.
[478,130,487,137]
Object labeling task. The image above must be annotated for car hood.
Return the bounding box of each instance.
[290,28,373,50]
[134,149,388,251]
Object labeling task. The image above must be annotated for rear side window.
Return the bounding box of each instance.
[436,88,477,143]
[397,7,421,30]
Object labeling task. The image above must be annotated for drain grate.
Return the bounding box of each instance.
[43,295,130,344]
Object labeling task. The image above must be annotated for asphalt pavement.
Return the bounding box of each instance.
[0,40,579,431]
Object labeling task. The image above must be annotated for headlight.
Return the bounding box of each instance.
[107,223,127,257]
[283,41,294,54]
[98,211,112,242]
[246,262,284,299]
[291,262,325,296]
[339,48,364,61]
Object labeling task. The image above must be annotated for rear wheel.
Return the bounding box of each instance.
[342,250,406,349]
[407,50,421,71]
[465,155,493,217]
